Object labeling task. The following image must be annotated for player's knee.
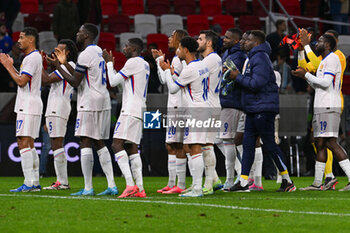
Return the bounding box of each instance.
[166,143,176,154]
[112,140,124,153]
[51,138,63,151]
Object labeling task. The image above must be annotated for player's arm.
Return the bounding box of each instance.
[292,66,332,89]
[41,68,61,86]
[106,62,125,87]
[234,58,270,92]
[0,53,30,87]
[152,49,166,84]
[299,29,319,72]
[49,50,83,88]
[159,59,181,94]
[304,45,321,71]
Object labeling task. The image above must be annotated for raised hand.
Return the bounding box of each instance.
[291,66,308,79]
[54,48,67,64]
[0,53,14,69]
[159,59,171,71]
[46,53,61,69]
[151,49,164,59]
[299,28,311,47]
[102,49,113,63]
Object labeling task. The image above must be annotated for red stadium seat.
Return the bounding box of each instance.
[187,15,209,37]
[106,14,130,34]
[147,0,170,16]
[101,0,118,15]
[279,0,301,16]
[42,0,59,13]
[111,51,127,71]
[252,0,270,17]
[212,15,235,35]
[122,0,144,16]
[25,12,51,32]
[20,0,39,13]
[174,1,196,16]
[147,33,169,55]
[200,0,222,16]
[98,32,116,51]
[225,0,248,15]
[239,15,262,32]
[12,32,21,42]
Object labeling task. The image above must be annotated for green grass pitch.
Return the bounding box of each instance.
[1,176,350,233]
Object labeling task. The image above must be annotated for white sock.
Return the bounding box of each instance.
[167,154,176,187]
[313,161,326,186]
[20,148,33,186]
[32,148,40,186]
[202,146,216,189]
[236,144,243,157]
[129,153,143,191]
[325,173,335,179]
[97,146,116,188]
[339,159,350,182]
[191,153,204,190]
[215,138,225,155]
[240,176,248,186]
[176,158,187,189]
[223,140,236,184]
[234,155,241,178]
[254,147,263,187]
[53,148,68,185]
[115,150,135,186]
[186,153,193,177]
[81,148,94,190]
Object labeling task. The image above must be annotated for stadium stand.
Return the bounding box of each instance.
[25,12,51,32]
[119,32,142,51]
[42,0,59,13]
[111,51,127,71]
[187,15,209,36]
[212,15,235,35]
[101,0,119,15]
[174,0,196,16]
[147,33,169,55]
[19,0,39,14]
[98,32,116,51]
[38,31,57,54]
[279,0,301,16]
[105,14,130,34]
[239,15,262,31]
[200,0,222,16]
[225,0,248,16]
[122,0,144,16]
[160,14,184,37]
[147,0,170,16]
[252,0,270,16]
[134,14,157,38]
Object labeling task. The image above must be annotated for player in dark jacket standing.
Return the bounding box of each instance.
[227,30,296,192]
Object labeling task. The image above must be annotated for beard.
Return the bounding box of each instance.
[315,46,324,56]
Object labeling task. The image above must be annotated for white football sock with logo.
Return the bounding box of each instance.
[115,150,135,187]
[81,148,94,190]
[32,148,40,186]
[20,148,33,187]
[167,154,176,187]
[53,148,68,185]
[97,146,116,188]
[129,153,143,191]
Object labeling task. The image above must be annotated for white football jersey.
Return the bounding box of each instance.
[118,56,150,119]
[203,52,222,108]
[175,59,210,108]
[15,50,43,115]
[313,52,342,114]
[75,45,111,111]
[167,56,185,108]
[45,61,75,119]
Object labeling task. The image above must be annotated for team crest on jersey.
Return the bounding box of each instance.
[143,110,161,129]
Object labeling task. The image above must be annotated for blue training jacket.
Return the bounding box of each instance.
[235,42,279,114]
[219,43,247,109]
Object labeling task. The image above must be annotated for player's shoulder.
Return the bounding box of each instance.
[23,50,41,63]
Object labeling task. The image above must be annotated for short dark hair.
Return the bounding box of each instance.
[128,38,144,53]
[322,34,337,51]
[200,30,219,50]
[22,27,39,48]
[180,36,198,53]
[325,29,339,39]
[250,30,266,44]
[227,28,243,40]
[58,39,78,63]
[275,19,285,28]
[83,23,98,41]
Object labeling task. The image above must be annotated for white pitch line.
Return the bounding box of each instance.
[1,194,350,217]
